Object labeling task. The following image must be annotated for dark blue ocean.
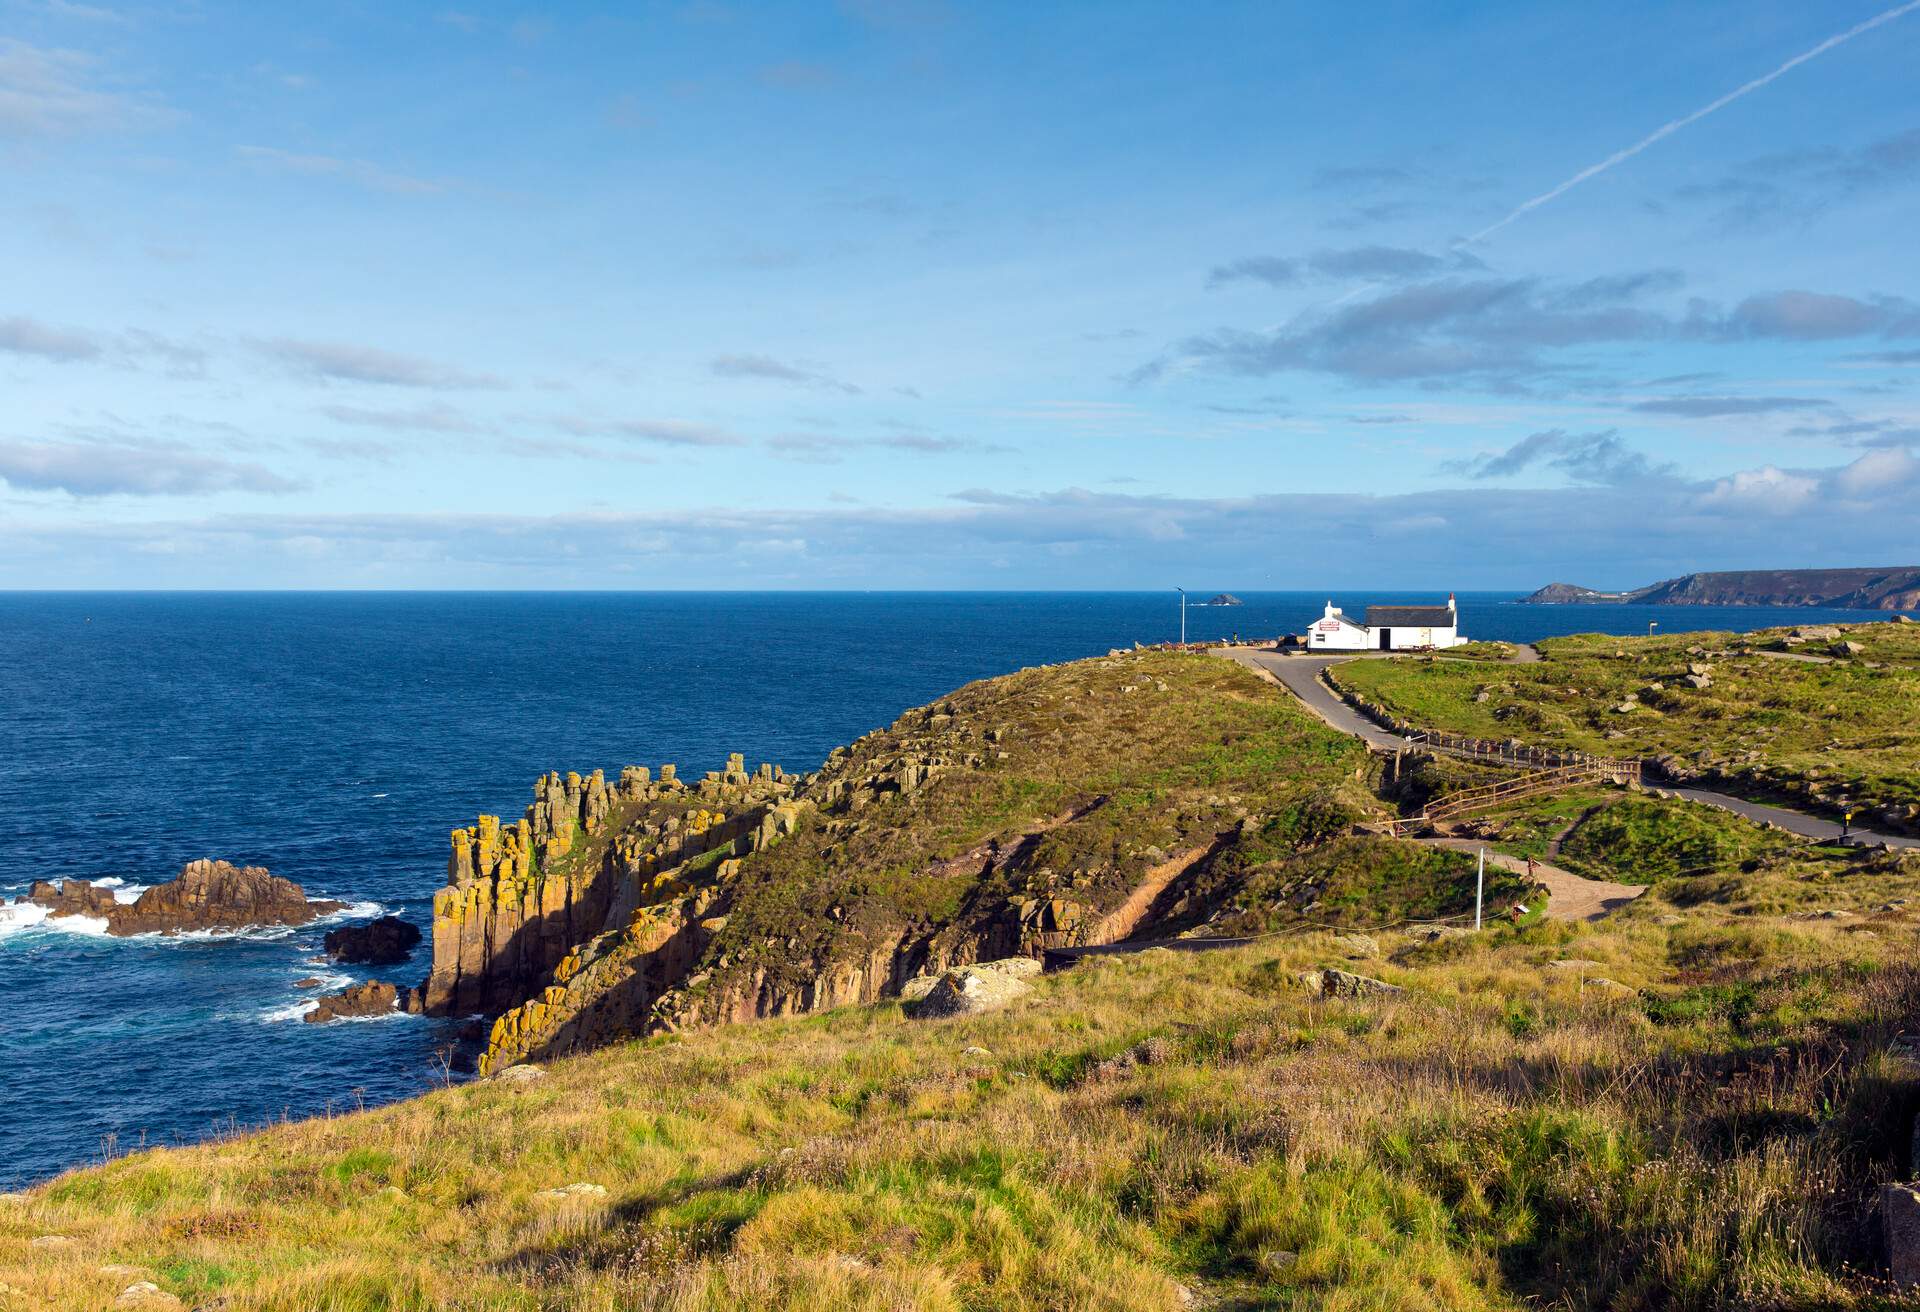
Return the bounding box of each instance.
[0,591,1897,1188]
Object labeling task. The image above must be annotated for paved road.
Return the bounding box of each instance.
[1660,786,1920,850]
[1215,645,1920,853]
[1215,649,1408,750]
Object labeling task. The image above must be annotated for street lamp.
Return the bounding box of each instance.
[1647,620,1659,637]
[1176,587,1186,646]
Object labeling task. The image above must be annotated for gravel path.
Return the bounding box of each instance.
[1418,838,1646,922]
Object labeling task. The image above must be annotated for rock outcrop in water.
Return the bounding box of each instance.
[16,860,341,936]
[324,915,421,965]
[306,980,399,1023]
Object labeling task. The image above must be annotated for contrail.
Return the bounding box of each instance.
[1465,0,1920,245]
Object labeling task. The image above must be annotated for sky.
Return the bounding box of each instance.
[2,0,1918,589]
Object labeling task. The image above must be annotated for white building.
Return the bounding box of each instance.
[1307,595,1467,651]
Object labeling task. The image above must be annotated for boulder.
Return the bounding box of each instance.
[114,1283,182,1309]
[324,916,423,965]
[1331,933,1380,959]
[908,964,1033,1018]
[899,974,942,1003]
[1888,1183,1920,1289]
[18,879,116,919]
[491,1064,547,1086]
[1544,958,1606,974]
[98,860,342,937]
[304,980,399,1024]
[535,1182,607,1202]
[1299,968,1403,999]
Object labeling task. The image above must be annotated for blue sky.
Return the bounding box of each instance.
[2,0,1917,587]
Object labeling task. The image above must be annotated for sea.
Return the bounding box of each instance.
[0,591,1898,1189]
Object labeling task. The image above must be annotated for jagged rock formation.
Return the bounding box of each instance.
[16,860,341,936]
[324,916,422,965]
[21,878,117,920]
[415,757,803,1019]
[1521,567,1920,610]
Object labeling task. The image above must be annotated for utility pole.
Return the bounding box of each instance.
[1176,587,1186,646]
[1475,848,1485,931]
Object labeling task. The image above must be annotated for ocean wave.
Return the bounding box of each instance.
[260,999,318,1023]
[327,1009,421,1025]
[313,900,387,924]
[111,884,147,905]
[0,904,110,940]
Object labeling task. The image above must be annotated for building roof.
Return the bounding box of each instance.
[1323,608,1361,625]
[1364,605,1455,627]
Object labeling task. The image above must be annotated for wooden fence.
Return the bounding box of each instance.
[1381,754,1641,837]
[1403,729,1641,780]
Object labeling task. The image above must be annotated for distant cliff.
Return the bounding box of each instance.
[1520,567,1920,610]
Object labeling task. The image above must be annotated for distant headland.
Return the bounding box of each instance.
[1520,567,1920,610]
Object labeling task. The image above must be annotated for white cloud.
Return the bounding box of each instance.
[235,145,443,196]
[253,337,503,390]
[0,37,166,138]
[0,439,302,496]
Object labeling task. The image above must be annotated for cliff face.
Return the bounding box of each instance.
[434,652,1375,1077]
[414,757,801,1017]
[1522,567,1920,609]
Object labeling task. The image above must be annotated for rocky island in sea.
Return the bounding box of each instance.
[16,859,342,936]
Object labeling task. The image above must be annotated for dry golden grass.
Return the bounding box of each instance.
[6,872,1919,1311]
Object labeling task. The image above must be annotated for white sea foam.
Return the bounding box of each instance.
[111,884,147,905]
[0,903,111,940]
[261,999,319,1023]
[331,1009,420,1025]
[370,793,389,799]
[314,900,387,924]
[93,876,125,887]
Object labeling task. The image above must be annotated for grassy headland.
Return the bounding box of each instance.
[6,643,1920,1309]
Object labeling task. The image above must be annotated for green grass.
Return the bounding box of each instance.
[1332,621,1920,825]
[1557,796,1789,883]
[8,873,1920,1311]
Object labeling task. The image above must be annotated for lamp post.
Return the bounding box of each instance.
[1647,620,1659,637]
[1176,587,1186,646]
